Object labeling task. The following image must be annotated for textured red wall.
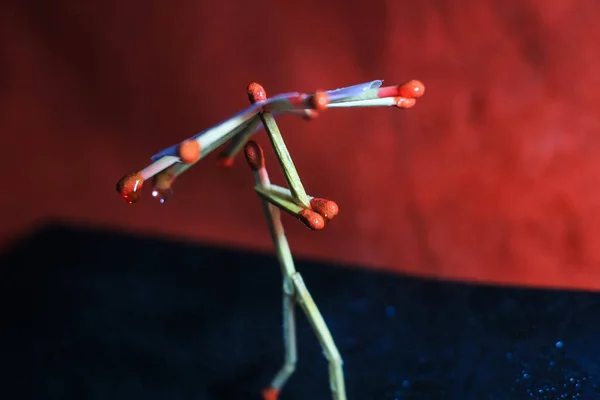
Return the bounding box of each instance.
[2,0,600,289]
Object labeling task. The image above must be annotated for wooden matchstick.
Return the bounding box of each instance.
[244,140,346,400]
[329,79,425,103]
[247,82,313,208]
[217,116,262,168]
[254,185,326,230]
[260,184,339,222]
[116,156,180,203]
[326,96,417,109]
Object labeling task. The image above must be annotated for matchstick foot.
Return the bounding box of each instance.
[298,209,326,230]
[262,387,280,400]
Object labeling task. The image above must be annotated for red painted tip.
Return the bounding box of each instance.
[247,82,267,103]
[179,140,201,163]
[298,209,326,230]
[261,387,280,400]
[395,97,417,109]
[310,198,339,220]
[399,80,425,99]
[217,152,235,168]
[311,91,329,112]
[302,110,319,120]
[244,140,265,171]
[116,172,144,204]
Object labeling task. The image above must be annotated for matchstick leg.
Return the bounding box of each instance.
[291,273,346,400]
[244,140,346,399]
[262,277,298,400]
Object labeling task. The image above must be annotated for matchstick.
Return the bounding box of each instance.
[254,185,326,230]
[247,82,319,209]
[291,272,346,400]
[218,109,318,168]
[326,96,417,109]
[262,184,339,221]
[217,116,262,168]
[330,79,425,103]
[244,140,346,400]
[116,156,180,203]
[149,92,329,165]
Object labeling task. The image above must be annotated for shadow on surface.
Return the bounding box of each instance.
[1,222,599,399]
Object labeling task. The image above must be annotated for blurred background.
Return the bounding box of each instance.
[2,0,600,398]
[2,0,599,289]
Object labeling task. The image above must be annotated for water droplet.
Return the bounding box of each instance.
[556,341,564,349]
[152,186,173,203]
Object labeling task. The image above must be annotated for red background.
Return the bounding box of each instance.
[2,0,599,289]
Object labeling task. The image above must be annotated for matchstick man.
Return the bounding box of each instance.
[116,78,425,400]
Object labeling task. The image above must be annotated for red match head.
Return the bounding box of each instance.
[178,140,201,164]
[244,140,265,171]
[262,387,279,400]
[247,82,267,103]
[298,209,326,230]
[116,172,144,204]
[395,97,417,109]
[310,198,339,221]
[311,91,330,112]
[216,152,235,168]
[399,80,425,99]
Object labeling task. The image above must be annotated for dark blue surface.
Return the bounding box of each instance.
[2,223,600,399]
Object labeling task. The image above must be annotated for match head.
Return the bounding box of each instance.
[395,97,417,109]
[178,139,201,164]
[298,209,326,230]
[310,198,339,221]
[302,109,319,120]
[116,172,144,204]
[399,80,425,99]
[310,91,330,112]
[244,140,265,171]
[247,82,267,103]
[262,387,280,400]
[216,152,235,168]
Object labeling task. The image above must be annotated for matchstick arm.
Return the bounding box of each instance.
[115,79,424,205]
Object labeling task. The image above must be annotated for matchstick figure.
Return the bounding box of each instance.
[116,79,425,400]
[244,83,343,400]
